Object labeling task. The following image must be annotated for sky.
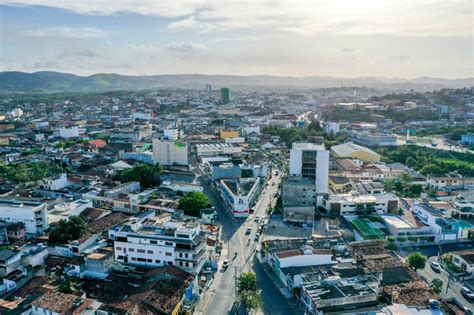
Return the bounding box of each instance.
[0,0,472,79]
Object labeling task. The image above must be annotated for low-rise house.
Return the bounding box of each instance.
[0,249,22,277]
[427,172,474,190]
[449,250,474,275]
[30,290,102,315]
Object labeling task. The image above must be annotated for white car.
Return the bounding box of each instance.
[430,261,441,272]
[222,260,229,269]
[461,287,474,300]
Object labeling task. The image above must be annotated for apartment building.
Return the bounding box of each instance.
[0,200,48,236]
[427,172,474,190]
[196,143,243,157]
[289,142,329,194]
[109,214,206,274]
[153,138,189,166]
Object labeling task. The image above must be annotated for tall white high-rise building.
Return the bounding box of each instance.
[152,138,188,166]
[289,142,329,194]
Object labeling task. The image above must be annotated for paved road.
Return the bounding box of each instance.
[196,169,292,314]
[417,256,474,312]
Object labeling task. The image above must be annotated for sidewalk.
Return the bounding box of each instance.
[256,255,302,313]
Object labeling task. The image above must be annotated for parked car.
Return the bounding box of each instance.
[254,216,260,223]
[461,287,474,300]
[222,260,229,269]
[254,233,260,241]
[203,267,213,274]
[246,227,252,235]
[430,261,441,272]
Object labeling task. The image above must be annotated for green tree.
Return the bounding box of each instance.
[237,272,261,311]
[407,252,427,271]
[116,163,162,188]
[179,192,212,217]
[49,216,86,244]
[238,291,262,311]
[430,278,443,294]
[385,242,398,251]
[238,272,258,293]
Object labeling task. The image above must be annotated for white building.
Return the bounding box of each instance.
[0,200,48,235]
[153,138,189,166]
[323,122,340,134]
[164,128,179,140]
[38,173,69,191]
[289,142,329,194]
[109,214,206,274]
[10,108,24,118]
[219,178,262,218]
[59,126,80,139]
[323,193,399,216]
[132,111,153,120]
[196,143,243,157]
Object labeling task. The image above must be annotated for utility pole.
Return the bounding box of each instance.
[234,266,239,294]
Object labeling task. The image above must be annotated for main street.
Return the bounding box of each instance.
[417,256,474,312]
[195,168,294,314]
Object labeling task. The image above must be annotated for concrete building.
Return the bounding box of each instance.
[323,193,399,216]
[289,142,329,194]
[282,176,317,223]
[300,275,378,315]
[461,134,474,147]
[348,131,397,147]
[196,143,243,157]
[412,202,471,242]
[109,214,206,274]
[153,138,189,166]
[427,172,474,190]
[220,129,239,139]
[38,173,69,191]
[220,87,230,104]
[59,126,79,139]
[331,142,381,163]
[0,200,48,236]
[323,122,340,134]
[219,178,262,218]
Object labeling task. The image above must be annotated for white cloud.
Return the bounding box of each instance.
[22,26,106,38]
[2,0,471,37]
[166,41,206,52]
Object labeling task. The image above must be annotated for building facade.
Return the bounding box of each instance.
[153,138,189,166]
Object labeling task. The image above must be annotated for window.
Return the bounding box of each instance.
[185,253,189,258]
[137,249,145,253]
[185,262,189,267]
[179,253,183,257]
[147,259,152,262]
[147,250,153,254]
[150,240,157,244]
[117,255,124,260]
[155,259,161,263]
[116,236,127,242]
[131,257,137,261]
[165,252,172,256]
[137,258,146,262]
[168,261,173,265]
[116,247,122,251]
[165,241,173,245]
[129,248,134,252]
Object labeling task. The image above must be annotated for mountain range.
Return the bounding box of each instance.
[0,71,472,93]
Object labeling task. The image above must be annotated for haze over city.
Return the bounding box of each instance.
[1,0,473,78]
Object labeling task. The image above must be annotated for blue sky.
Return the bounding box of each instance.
[0,0,472,78]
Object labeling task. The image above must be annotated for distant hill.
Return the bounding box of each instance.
[0,71,472,93]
